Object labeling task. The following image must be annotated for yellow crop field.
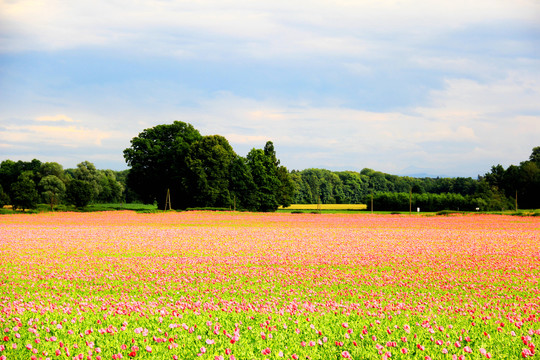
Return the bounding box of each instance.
[280,203,367,210]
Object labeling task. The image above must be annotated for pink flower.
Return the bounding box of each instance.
[206,339,215,345]
[145,345,152,353]
[401,348,408,354]
[200,347,206,354]
[403,325,410,333]
[341,351,351,358]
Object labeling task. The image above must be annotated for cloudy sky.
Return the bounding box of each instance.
[1,0,539,177]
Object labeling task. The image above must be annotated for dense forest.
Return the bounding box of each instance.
[0,121,538,212]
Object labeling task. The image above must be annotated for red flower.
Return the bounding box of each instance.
[128,351,137,357]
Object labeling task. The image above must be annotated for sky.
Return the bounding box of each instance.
[1,0,539,178]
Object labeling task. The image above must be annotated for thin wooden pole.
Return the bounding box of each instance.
[515,190,518,212]
[371,193,373,214]
[165,188,172,210]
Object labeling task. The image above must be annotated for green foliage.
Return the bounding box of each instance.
[66,179,93,208]
[10,171,39,211]
[40,162,65,180]
[39,175,66,210]
[123,121,203,209]
[186,135,236,208]
[229,155,257,211]
[97,169,124,203]
[123,123,293,212]
[480,147,540,209]
[246,147,279,211]
[244,141,292,212]
[0,184,9,207]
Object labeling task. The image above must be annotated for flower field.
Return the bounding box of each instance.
[0,211,539,360]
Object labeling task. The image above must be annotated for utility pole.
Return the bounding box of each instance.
[371,193,373,214]
[515,190,518,212]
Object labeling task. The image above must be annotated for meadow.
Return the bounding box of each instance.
[0,211,538,360]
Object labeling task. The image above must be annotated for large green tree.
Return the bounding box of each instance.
[123,121,202,209]
[245,141,293,212]
[39,175,66,211]
[72,161,102,202]
[66,179,93,208]
[97,170,124,203]
[229,155,257,211]
[10,171,39,211]
[246,147,279,212]
[186,135,236,208]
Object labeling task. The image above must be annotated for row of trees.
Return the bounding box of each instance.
[123,121,295,211]
[289,147,539,211]
[1,119,537,213]
[0,160,125,210]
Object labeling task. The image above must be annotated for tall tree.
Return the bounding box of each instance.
[72,161,102,202]
[66,179,93,208]
[123,121,202,209]
[186,135,236,208]
[97,170,124,203]
[39,175,66,211]
[245,143,283,212]
[277,165,295,207]
[10,171,39,211]
[229,155,257,210]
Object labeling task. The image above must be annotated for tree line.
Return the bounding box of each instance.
[0,159,126,210]
[289,147,539,211]
[0,118,537,212]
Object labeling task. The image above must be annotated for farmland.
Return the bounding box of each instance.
[0,211,539,359]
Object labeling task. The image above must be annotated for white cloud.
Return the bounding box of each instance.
[2,0,538,59]
[1,0,538,176]
[0,114,126,148]
[35,114,75,122]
